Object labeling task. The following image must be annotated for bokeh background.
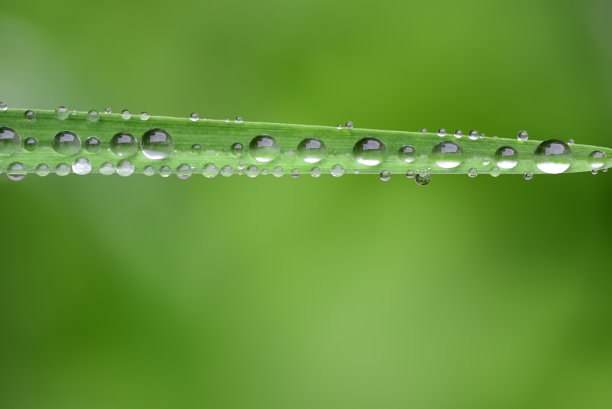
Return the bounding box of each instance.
[1,0,611,408]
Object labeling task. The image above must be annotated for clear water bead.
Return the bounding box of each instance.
[116,160,135,177]
[72,157,92,175]
[7,162,26,181]
[438,128,447,137]
[85,137,102,153]
[0,127,22,155]
[273,167,284,177]
[56,163,70,176]
[0,101,7,111]
[517,130,529,141]
[534,139,572,174]
[345,121,354,129]
[495,146,518,169]
[591,169,598,175]
[468,168,478,178]
[220,165,234,177]
[140,112,150,121]
[99,163,115,175]
[121,109,131,120]
[87,110,100,122]
[56,106,69,120]
[143,165,156,176]
[398,145,416,163]
[249,135,280,163]
[231,143,244,157]
[35,164,50,177]
[176,164,192,180]
[141,128,173,160]
[297,138,328,164]
[311,167,321,178]
[588,151,606,169]
[454,130,463,138]
[330,165,344,177]
[111,132,138,157]
[24,110,36,121]
[104,107,112,114]
[379,170,391,181]
[468,130,478,140]
[490,166,501,177]
[52,131,81,155]
[291,169,300,178]
[159,166,172,178]
[415,173,430,186]
[432,140,464,169]
[524,172,534,181]
[190,112,199,121]
[246,165,259,178]
[353,137,387,166]
[406,170,415,178]
[236,116,243,123]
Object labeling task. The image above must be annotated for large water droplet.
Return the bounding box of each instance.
[141,128,173,160]
[415,173,430,186]
[398,145,416,163]
[297,138,327,163]
[588,151,606,169]
[111,132,138,157]
[0,127,22,155]
[534,139,572,174]
[85,137,102,153]
[116,160,135,177]
[432,141,464,169]
[249,135,280,163]
[353,137,387,166]
[495,146,518,169]
[72,157,92,175]
[7,162,26,181]
[52,131,81,155]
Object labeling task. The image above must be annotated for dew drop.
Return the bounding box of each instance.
[99,163,115,176]
[379,170,391,181]
[602,168,608,173]
[398,145,416,163]
[87,110,100,122]
[143,165,156,176]
[468,168,478,178]
[517,130,529,142]
[490,166,501,177]
[534,139,572,174]
[190,112,200,121]
[231,142,244,157]
[0,127,22,155]
[191,144,201,153]
[72,157,92,175]
[121,109,132,120]
[588,151,606,169]
[220,165,234,177]
[297,138,328,163]
[177,164,192,180]
[454,129,463,138]
[438,128,447,137]
[432,140,464,169]
[353,137,387,166]
[0,101,7,111]
[330,164,344,177]
[415,173,430,186]
[337,124,342,130]
[482,157,491,166]
[56,106,69,120]
[7,162,26,181]
[311,167,321,178]
[111,132,138,157]
[104,107,112,114]
[84,136,101,153]
[345,121,354,129]
[24,110,35,122]
[524,172,534,181]
[468,130,478,140]
[52,131,81,155]
[141,128,173,160]
[269,166,282,177]
[406,170,415,178]
[116,160,135,177]
[140,112,150,121]
[56,163,70,176]
[35,164,50,177]
[568,139,574,145]
[236,116,243,123]
[291,169,300,178]
[20,137,36,153]
[237,161,246,170]
[495,146,518,169]
[249,135,280,163]
[159,165,171,178]
[591,169,598,175]
[246,165,259,178]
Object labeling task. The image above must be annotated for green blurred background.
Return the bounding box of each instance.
[1,0,611,408]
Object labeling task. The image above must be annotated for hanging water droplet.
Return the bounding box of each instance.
[159,165,172,178]
[272,166,284,177]
[297,138,328,163]
[517,130,528,141]
[220,165,234,177]
[35,164,50,177]
[345,121,354,129]
[56,106,69,120]
[454,130,463,138]
[415,173,430,186]
[99,163,115,176]
[87,110,100,122]
[438,128,447,137]
[236,116,243,123]
[602,168,608,173]
[591,169,598,175]
[202,164,219,178]
[24,110,35,122]
[85,136,102,153]
[534,139,572,174]
[140,112,150,121]
[353,137,387,166]
[468,168,478,178]
[0,127,22,155]
[111,132,138,157]
[121,109,131,120]
[379,170,391,181]
[398,145,416,163]
[311,167,321,178]
[495,146,518,169]
[468,130,478,140]
[141,128,173,160]
[490,166,501,177]
[524,172,534,181]
[72,157,92,175]
[189,112,199,121]
[176,164,192,180]
[0,101,7,111]
[143,165,156,176]
[406,170,415,178]
[56,163,70,176]
[231,142,244,157]
[104,107,112,114]
[588,151,606,169]
[291,169,300,178]
[52,131,81,155]
[7,162,26,181]
[249,135,280,163]
[116,160,135,177]
[431,140,464,169]
[330,164,344,177]
[246,165,259,178]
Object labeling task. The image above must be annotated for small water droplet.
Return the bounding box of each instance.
[454,130,463,138]
[23,137,39,153]
[7,162,26,181]
[249,135,280,163]
[345,121,354,129]
[0,101,7,111]
[524,172,534,181]
[159,165,171,178]
[297,138,328,163]
[415,173,430,186]
[311,167,321,178]
[231,142,244,157]
[602,168,608,173]
[568,139,574,145]
[482,157,491,166]
[379,170,391,181]
[235,116,243,123]
[116,160,135,177]
[24,110,35,122]
[272,166,284,177]
[432,140,464,169]
[140,112,150,121]
[437,128,447,137]
[246,165,259,178]
[191,144,201,154]
[291,169,300,178]
[190,112,199,121]
[236,161,246,170]
[52,131,81,155]
[202,164,219,178]
[534,139,572,174]
[330,165,344,177]
[72,157,92,175]
[35,164,50,177]
[419,128,428,133]
[468,130,478,140]
[517,130,528,142]
[495,146,518,169]
[398,145,416,163]
[56,163,70,176]
[104,107,112,114]
[177,164,192,180]
[111,132,138,157]
[220,165,234,177]
[0,127,22,155]
[143,165,156,176]
[141,128,173,160]
[591,169,598,175]
[468,168,478,178]
[588,151,606,169]
[121,109,131,120]
[353,137,387,166]
[99,162,115,176]
[406,170,415,178]
[85,137,102,153]
[87,110,100,122]
[337,124,343,130]
[490,166,501,177]
[56,106,69,120]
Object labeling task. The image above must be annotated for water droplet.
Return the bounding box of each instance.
[116,160,135,177]
[104,107,112,114]
[99,163,115,175]
[111,132,138,157]
[468,168,478,178]
[121,109,131,120]
[246,165,259,178]
[588,151,606,169]
[72,157,92,175]
[291,169,300,178]
[337,124,343,130]
[56,106,69,120]
[534,139,572,174]
[52,131,81,155]
[84,137,102,153]
[438,128,447,137]
[297,138,328,163]
[454,130,463,138]
[143,165,155,176]
[517,130,528,141]
[24,110,35,122]
[0,127,22,155]
[35,164,50,177]
[220,165,234,177]
[176,164,192,179]
[353,137,387,166]
[330,164,344,177]
[379,170,391,181]
[191,144,201,154]
[190,112,199,121]
[568,139,574,145]
[432,140,464,169]
[311,167,321,178]
[495,146,518,169]
[468,130,478,140]
[87,110,100,122]
[56,163,70,176]
[236,116,243,123]
[159,165,171,178]
[237,161,246,170]
[398,145,416,163]
[0,101,7,111]
[202,164,219,178]
[7,162,26,181]
[602,168,608,173]
[415,173,430,186]
[524,172,534,181]
[21,137,37,152]
[271,166,283,177]
[490,166,501,177]
[231,142,244,157]
[249,135,280,162]
[406,170,415,178]
[225,118,231,123]
[345,121,354,129]
[141,128,173,160]
[591,169,598,175]
[140,112,150,121]
[419,128,428,133]
[482,157,491,166]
